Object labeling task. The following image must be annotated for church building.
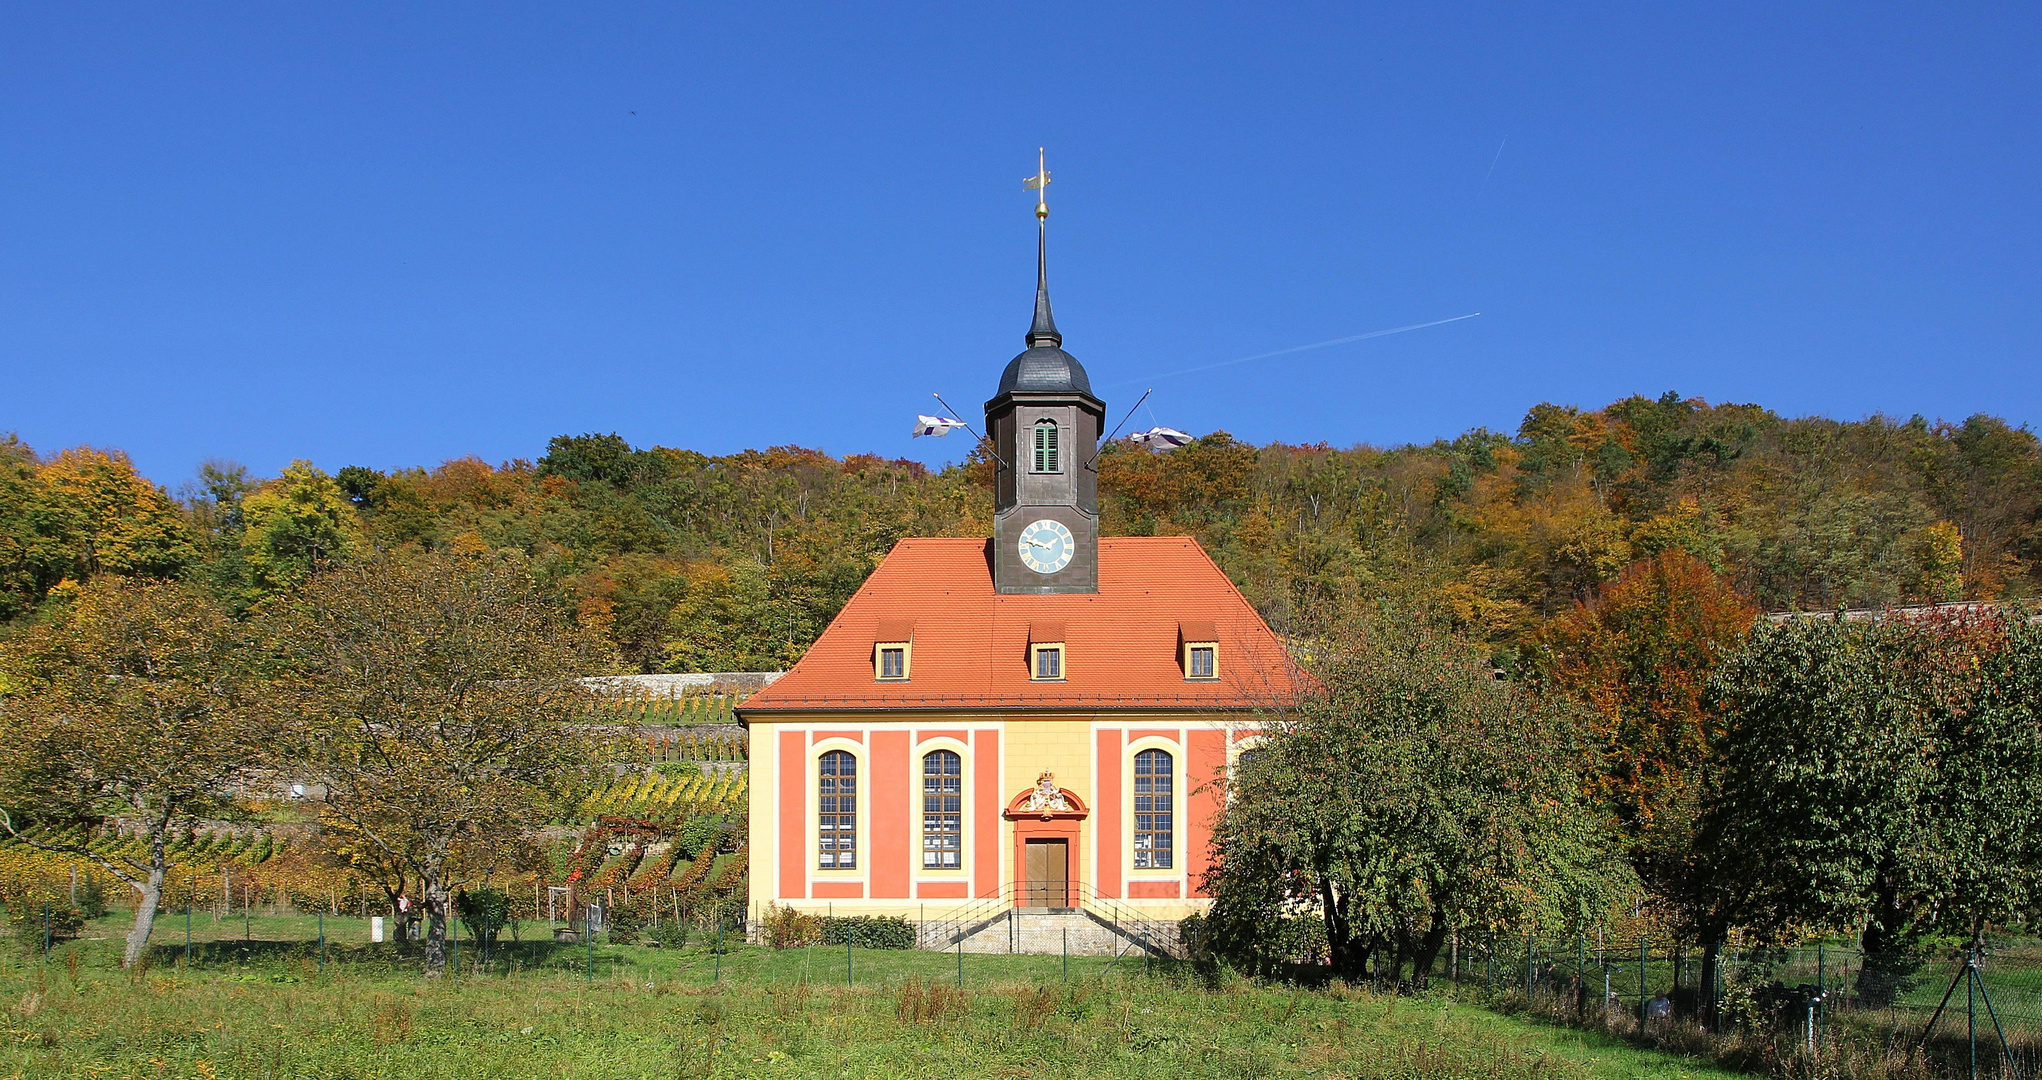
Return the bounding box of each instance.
[738,177,1298,936]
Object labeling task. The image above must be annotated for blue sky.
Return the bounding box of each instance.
[4,3,2039,485]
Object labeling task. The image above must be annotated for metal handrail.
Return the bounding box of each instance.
[914,879,1188,958]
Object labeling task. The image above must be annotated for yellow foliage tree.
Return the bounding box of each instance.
[33,447,196,585]
[241,461,363,595]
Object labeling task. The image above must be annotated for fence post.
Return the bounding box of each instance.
[1817,944,1825,1046]
[846,935,853,986]
[42,902,50,959]
[1577,937,1586,1016]
[714,916,723,983]
[957,936,963,988]
[318,912,325,972]
[185,883,194,968]
[1639,938,1648,1029]
[1968,951,1977,1080]
[586,906,594,984]
[1526,932,1534,998]
[1712,944,1723,1034]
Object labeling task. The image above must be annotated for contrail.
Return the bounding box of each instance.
[1483,136,1508,189]
[1107,312,1482,388]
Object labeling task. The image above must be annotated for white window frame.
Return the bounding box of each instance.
[811,739,867,877]
[1126,739,1179,876]
[916,743,968,874]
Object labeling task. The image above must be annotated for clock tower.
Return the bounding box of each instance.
[986,159,1104,595]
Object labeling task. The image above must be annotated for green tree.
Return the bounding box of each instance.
[266,550,608,976]
[0,578,261,967]
[1203,611,1631,982]
[0,436,40,619]
[241,461,363,595]
[181,460,257,612]
[1696,611,2034,1004]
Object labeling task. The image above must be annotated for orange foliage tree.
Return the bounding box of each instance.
[1531,549,1757,833]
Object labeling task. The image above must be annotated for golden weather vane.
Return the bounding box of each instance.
[1023,147,1050,221]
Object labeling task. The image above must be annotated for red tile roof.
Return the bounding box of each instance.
[738,537,1302,714]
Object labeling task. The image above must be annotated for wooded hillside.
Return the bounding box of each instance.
[4,391,2037,670]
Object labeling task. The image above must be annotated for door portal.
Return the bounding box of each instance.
[1023,838,1069,907]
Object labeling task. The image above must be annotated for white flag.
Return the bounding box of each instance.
[1127,426,1193,449]
[912,414,970,438]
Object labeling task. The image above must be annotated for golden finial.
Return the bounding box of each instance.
[1023,147,1050,221]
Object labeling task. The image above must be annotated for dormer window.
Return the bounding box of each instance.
[874,619,914,681]
[1179,621,1219,680]
[1028,621,1066,680]
[1031,420,1060,473]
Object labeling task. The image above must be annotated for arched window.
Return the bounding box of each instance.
[818,750,857,869]
[1031,420,1060,473]
[921,750,963,869]
[1132,748,1174,869]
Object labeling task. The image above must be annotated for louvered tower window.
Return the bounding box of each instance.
[1032,421,1060,473]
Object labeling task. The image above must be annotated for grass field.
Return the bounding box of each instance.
[0,912,1747,1080]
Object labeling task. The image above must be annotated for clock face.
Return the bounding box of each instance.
[1018,518,1076,574]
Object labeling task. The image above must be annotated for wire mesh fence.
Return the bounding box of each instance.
[1433,934,2042,1079]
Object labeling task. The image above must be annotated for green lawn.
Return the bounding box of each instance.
[0,913,1745,1079]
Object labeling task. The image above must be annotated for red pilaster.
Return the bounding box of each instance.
[778,730,806,898]
[1187,728,1226,898]
[1095,728,1122,898]
[973,729,1001,896]
[871,730,910,899]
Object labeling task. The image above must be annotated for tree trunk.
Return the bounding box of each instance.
[378,881,412,942]
[121,814,173,968]
[422,874,450,976]
[1697,941,1720,1029]
[1410,910,1451,990]
[1319,877,1363,979]
[1857,866,1920,1008]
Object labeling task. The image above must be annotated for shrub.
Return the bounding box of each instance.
[761,903,822,948]
[72,875,108,920]
[454,887,511,947]
[673,815,728,861]
[606,900,645,942]
[5,897,86,948]
[819,915,914,950]
[646,920,688,949]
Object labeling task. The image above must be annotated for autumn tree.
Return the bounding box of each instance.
[1202,611,1631,982]
[0,578,261,967]
[1531,548,1757,834]
[241,460,363,597]
[265,550,608,975]
[0,445,196,618]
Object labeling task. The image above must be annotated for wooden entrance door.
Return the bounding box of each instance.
[1023,839,1068,907]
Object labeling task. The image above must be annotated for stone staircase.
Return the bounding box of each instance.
[949,907,1170,956]
[918,883,1186,957]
